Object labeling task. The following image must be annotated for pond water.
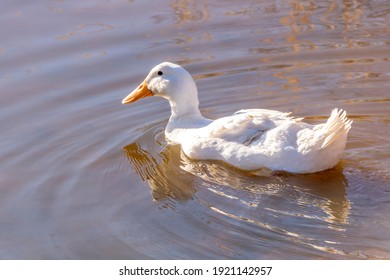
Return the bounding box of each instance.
[1,0,389,259]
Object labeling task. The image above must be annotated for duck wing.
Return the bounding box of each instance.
[204,109,300,145]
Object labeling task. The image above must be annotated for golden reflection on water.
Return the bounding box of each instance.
[274,0,370,92]
[342,0,363,32]
[275,0,316,92]
[172,0,209,24]
[279,0,316,53]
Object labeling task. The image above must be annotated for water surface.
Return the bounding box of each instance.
[1,0,390,259]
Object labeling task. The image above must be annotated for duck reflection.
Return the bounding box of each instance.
[285,168,351,227]
[123,133,351,228]
[123,142,197,202]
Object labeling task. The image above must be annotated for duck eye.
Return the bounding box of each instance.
[157,71,163,76]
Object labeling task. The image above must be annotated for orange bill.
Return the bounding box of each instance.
[122,81,153,104]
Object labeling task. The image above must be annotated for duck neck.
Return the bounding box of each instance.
[168,94,202,120]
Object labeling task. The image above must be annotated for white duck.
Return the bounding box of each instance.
[122,62,352,174]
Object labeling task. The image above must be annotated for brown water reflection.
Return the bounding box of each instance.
[1,0,390,259]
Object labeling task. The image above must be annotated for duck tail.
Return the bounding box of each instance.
[320,108,352,149]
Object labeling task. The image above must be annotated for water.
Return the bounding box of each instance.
[1,0,389,259]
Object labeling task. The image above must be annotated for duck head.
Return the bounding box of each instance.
[122,62,201,118]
